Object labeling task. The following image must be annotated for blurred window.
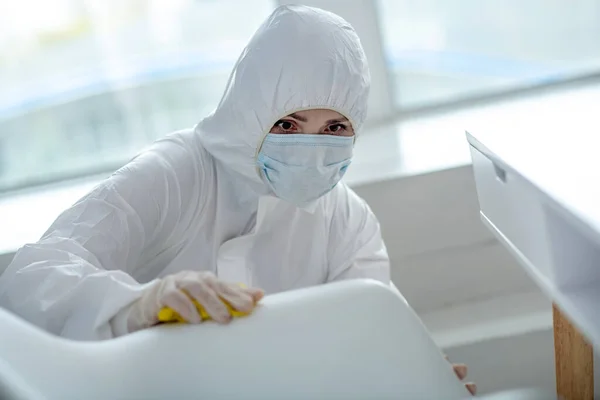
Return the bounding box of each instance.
[0,0,274,192]
[378,0,600,108]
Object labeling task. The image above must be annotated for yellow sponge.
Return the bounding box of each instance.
[158,297,252,323]
[157,284,255,323]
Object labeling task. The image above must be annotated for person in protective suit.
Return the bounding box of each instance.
[0,8,475,393]
[1,4,382,340]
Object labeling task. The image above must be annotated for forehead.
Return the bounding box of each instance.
[287,109,349,123]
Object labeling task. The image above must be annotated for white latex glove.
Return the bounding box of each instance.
[115,271,264,335]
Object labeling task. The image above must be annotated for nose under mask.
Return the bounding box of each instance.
[257,133,353,207]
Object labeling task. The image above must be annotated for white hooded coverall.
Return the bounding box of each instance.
[0,5,390,340]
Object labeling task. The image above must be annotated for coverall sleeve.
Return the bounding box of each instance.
[326,184,391,284]
[0,133,205,340]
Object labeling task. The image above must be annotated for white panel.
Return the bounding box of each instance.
[445,330,556,396]
[354,165,494,259]
[469,145,553,280]
[393,242,536,313]
[422,290,551,350]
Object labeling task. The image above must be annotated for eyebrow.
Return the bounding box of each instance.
[287,113,308,122]
[326,117,349,125]
[286,113,349,124]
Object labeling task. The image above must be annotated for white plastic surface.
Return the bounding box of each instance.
[0,359,45,400]
[467,124,600,349]
[468,145,553,280]
[0,279,469,400]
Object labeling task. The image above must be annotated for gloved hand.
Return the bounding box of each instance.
[122,271,264,334]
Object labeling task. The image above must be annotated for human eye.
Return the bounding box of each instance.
[327,123,348,134]
[272,119,297,133]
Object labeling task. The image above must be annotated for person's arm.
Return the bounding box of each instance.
[326,184,390,284]
[0,132,206,340]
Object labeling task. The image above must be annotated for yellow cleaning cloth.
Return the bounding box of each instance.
[157,298,252,323]
[157,284,255,323]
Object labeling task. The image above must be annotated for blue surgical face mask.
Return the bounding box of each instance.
[257,134,353,207]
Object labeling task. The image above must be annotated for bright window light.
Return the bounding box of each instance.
[378,0,600,107]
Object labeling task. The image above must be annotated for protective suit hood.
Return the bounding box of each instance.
[196,5,370,193]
